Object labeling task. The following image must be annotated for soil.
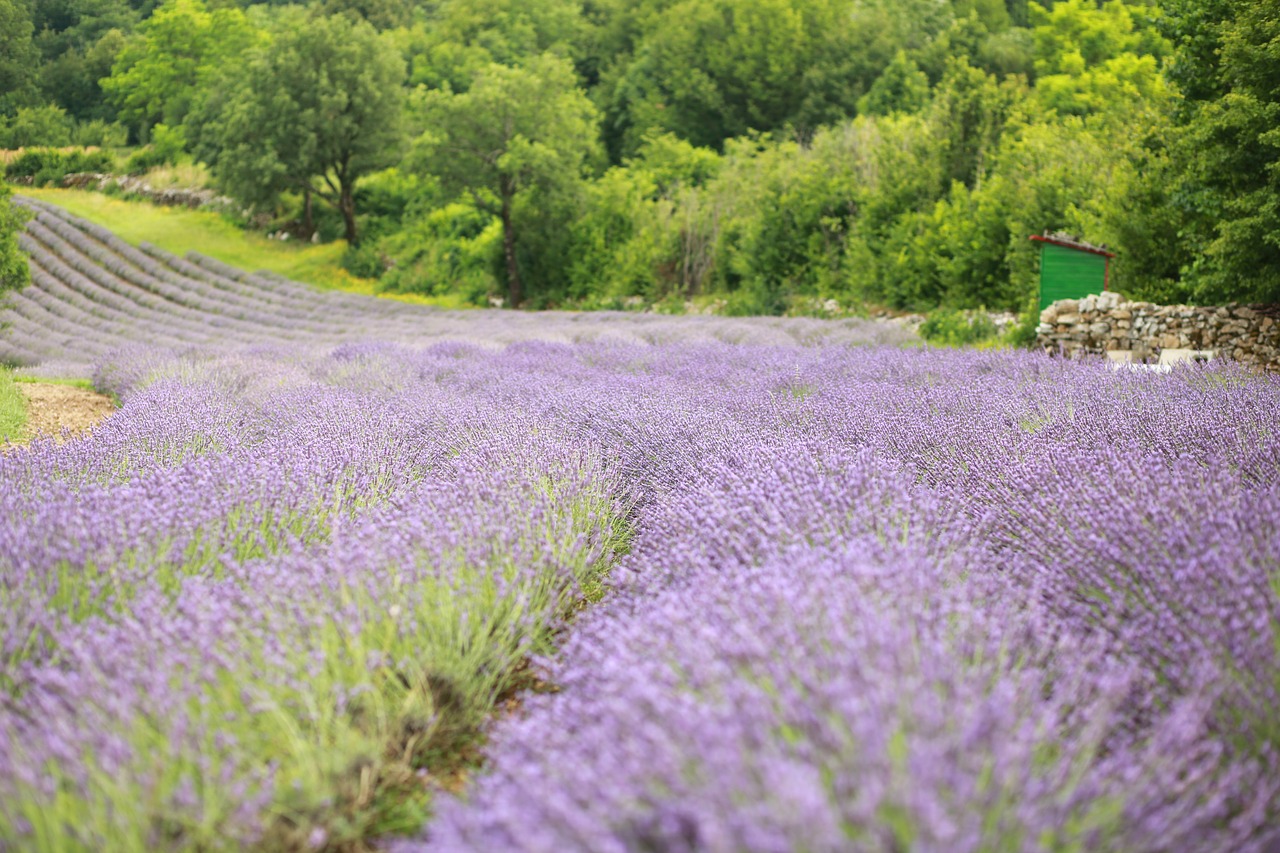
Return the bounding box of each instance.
[5,382,116,447]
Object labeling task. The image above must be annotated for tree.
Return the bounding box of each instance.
[194,13,406,244]
[411,54,601,306]
[859,51,931,116]
[403,0,585,92]
[0,186,29,300]
[30,0,135,121]
[1162,0,1280,302]
[0,0,40,113]
[315,0,414,30]
[595,0,957,158]
[101,0,258,136]
[1028,0,1171,117]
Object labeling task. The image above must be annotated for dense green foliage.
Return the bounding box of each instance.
[0,184,28,298]
[410,53,600,303]
[5,148,114,184]
[3,0,1277,311]
[191,11,406,243]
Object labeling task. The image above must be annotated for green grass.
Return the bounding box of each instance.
[0,368,27,443]
[13,374,93,389]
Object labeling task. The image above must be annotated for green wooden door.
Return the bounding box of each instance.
[1039,243,1107,310]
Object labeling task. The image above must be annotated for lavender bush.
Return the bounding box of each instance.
[1,200,1278,851]
[406,350,1280,853]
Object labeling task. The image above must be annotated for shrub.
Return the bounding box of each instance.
[4,148,115,186]
[0,106,74,149]
[341,241,387,279]
[72,121,129,149]
[124,124,187,175]
[919,307,999,347]
[377,202,502,305]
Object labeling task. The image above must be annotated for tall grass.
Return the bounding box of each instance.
[0,368,26,442]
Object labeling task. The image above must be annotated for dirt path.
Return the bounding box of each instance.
[4,382,116,448]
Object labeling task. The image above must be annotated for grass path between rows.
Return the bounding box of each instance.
[0,368,26,442]
[0,371,118,448]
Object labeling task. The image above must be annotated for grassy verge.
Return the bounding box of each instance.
[16,188,452,307]
[13,374,94,389]
[0,367,27,443]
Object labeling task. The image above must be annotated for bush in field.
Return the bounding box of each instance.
[4,147,114,185]
[124,123,187,174]
[918,307,999,347]
[0,105,74,149]
[375,202,502,304]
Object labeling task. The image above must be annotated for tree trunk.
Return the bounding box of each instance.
[340,181,358,245]
[500,194,522,307]
[303,187,314,237]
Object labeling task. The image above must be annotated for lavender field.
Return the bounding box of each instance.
[2,201,1279,852]
[0,197,911,377]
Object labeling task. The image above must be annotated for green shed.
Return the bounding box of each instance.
[1031,232,1116,311]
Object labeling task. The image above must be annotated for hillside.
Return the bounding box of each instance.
[3,0,1276,313]
[0,196,917,377]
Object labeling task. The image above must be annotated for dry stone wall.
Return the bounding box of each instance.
[1036,291,1280,371]
[58,173,233,210]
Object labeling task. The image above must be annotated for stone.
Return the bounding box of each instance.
[1035,296,1278,372]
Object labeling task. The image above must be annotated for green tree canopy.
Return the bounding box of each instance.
[400,0,585,93]
[32,0,136,58]
[598,0,955,157]
[101,0,258,134]
[1029,0,1171,117]
[0,0,40,113]
[410,54,601,305]
[193,12,406,244]
[1164,0,1280,302]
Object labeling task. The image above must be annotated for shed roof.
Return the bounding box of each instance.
[1029,231,1116,259]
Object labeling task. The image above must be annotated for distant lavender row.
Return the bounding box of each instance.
[0,197,915,375]
[403,345,1280,853]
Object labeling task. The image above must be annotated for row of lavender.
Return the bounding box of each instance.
[3,337,1277,850]
[1,341,633,849]
[409,344,1280,852]
[0,197,914,377]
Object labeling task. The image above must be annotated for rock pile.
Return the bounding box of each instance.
[1036,291,1280,371]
